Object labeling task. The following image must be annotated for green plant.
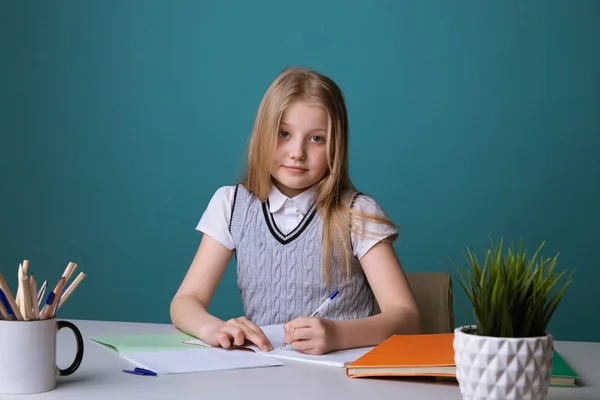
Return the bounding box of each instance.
[450,236,575,338]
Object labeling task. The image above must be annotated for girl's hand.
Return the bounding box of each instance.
[283,316,338,355]
[206,317,273,352]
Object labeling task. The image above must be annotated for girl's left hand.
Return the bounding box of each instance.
[283,317,338,355]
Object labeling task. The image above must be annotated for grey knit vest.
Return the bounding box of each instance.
[229,184,374,326]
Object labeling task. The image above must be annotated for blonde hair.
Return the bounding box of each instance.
[241,66,396,285]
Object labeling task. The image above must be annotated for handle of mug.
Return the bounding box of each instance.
[57,320,85,376]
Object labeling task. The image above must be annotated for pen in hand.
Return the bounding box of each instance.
[280,289,339,350]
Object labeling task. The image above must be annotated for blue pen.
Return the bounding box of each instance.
[52,287,68,317]
[123,367,157,376]
[0,291,6,320]
[0,289,15,321]
[37,280,47,307]
[280,289,339,350]
[310,289,339,317]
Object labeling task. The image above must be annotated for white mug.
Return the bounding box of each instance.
[0,317,84,395]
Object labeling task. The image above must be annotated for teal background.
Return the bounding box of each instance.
[1,1,599,341]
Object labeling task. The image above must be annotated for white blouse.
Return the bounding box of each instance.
[196,184,398,260]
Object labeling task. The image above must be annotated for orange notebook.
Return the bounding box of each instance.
[345,333,456,378]
[346,333,579,388]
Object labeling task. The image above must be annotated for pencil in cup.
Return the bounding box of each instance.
[279,289,339,350]
[15,263,24,317]
[20,273,33,320]
[14,261,29,314]
[57,272,85,312]
[37,262,82,319]
[40,278,65,319]
[0,261,86,321]
[29,274,41,320]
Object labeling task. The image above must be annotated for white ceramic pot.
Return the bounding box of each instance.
[453,326,554,400]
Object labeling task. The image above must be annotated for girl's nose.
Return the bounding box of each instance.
[288,138,306,161]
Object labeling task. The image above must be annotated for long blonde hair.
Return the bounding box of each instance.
[242,66,396,285]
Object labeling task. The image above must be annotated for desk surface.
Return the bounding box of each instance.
[4,319,598,400]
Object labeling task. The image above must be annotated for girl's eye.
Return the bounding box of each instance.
[278,131,290,138]
[310,136,325,143]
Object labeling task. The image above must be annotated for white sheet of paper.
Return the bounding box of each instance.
[121,347,283,375]
[183,324,374,368]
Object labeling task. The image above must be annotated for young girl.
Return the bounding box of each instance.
[170,67,419,355]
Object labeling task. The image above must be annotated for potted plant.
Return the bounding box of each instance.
[450,237,574,400]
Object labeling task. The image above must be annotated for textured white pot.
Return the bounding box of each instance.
[453,326,554,400]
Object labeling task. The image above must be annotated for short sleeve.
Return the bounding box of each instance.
[195,185,236,250]
[349,194,398,260]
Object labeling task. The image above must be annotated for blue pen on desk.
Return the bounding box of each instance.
[123,367,157,376]
[280,289,339,350]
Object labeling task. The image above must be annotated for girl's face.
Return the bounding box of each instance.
[270,101,329,198]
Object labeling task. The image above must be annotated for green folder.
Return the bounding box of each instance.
[550,350,579,388]
[90,332,201,353]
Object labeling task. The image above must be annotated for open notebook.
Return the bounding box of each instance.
[184,323,374,367]
[91,332,283,375]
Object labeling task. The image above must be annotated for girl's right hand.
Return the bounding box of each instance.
[208,317,273,352]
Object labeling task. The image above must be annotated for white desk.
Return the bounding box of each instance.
[4,319,597,399]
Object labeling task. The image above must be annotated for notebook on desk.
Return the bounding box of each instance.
[345,333,456,378]
[550,351,579,387]
[90,332,283,375]
[345,333,579,388]
[184,323,375,367]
